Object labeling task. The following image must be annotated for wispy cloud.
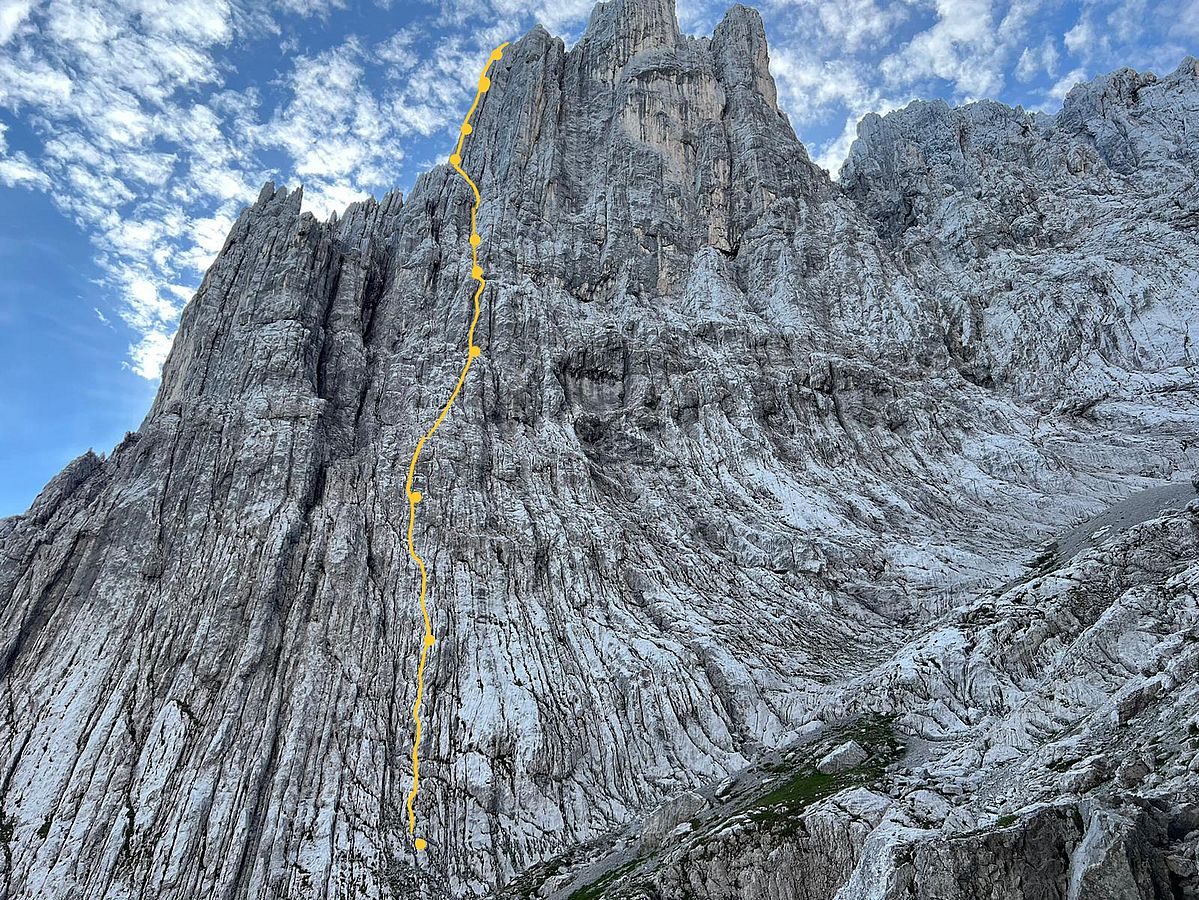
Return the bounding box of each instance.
[0,0,249,376]
[0,0,1191,380]
[0,0,35,45]
[1015,39,1059,82]
[0,0,607,378]
[257,37,406,217]
[880,0,1005,99]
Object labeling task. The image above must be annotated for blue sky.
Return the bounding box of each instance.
[0,0,1194,515]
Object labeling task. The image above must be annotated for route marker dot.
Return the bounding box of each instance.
[406,40,507,849]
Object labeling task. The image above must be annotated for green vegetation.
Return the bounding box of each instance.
[567,858,641,900]
[750,768,841,818]
[746,715,902,831]
[996,813,1018,827]
[501,853,570,898]
[514,716,905,898]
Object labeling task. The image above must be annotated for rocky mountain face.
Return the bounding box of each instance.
[1,2,1197,898]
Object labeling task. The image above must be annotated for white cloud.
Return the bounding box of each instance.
[121,274,181,332]
[810,0,909,53]
[0,152,51,189]
[0,0,1190,387]
[257,37,410,218]
[1064,16,1104,61]
[675,0,721,34]
[1046,65,1087,101]
[272,0,346,16]
[0,0,247,379]
[175,213,236,271]
[1042,38,1060,76]
[128,329,176,379]
[380,33,501,138]
[771,51,876,122]
[264,39,379,180]
[764,0,1058,175]
[812,105,906,175]
[1015,38,1059,81]
[1015,47,1037,80]
[0,51,74,108]
[529,0,595,37]
[881,0,1005,98]
[1106,0,1147,44]
[133,0,234,44]
[302,181,373,219]
[376,28,420,73]
[768,37,912,175]
[456,0,593,40]
[813,114,864,175]
[1174,0,1199,40]
[0,0,34,45]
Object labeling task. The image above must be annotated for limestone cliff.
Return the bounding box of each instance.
[0,3,1196,898]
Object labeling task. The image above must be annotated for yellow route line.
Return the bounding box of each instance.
[404,40,509,854]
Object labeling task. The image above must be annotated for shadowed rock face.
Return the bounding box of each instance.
[0,3,1196,898]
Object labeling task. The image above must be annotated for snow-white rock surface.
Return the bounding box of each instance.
[0,2,1196,898]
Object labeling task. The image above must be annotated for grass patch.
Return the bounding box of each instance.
[501,853,571,898]
[746,715,902,831]
[996,813,1018,827]
[567,858,641,900]
[751,769,841,816]
[508,717,904,897]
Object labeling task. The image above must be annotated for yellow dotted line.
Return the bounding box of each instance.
[404,40,509,854]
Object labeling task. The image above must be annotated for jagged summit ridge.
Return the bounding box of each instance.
[839,52,1199,396]
[1,2,1197,898]
[461,0,823,304]
[582,0,682,68]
